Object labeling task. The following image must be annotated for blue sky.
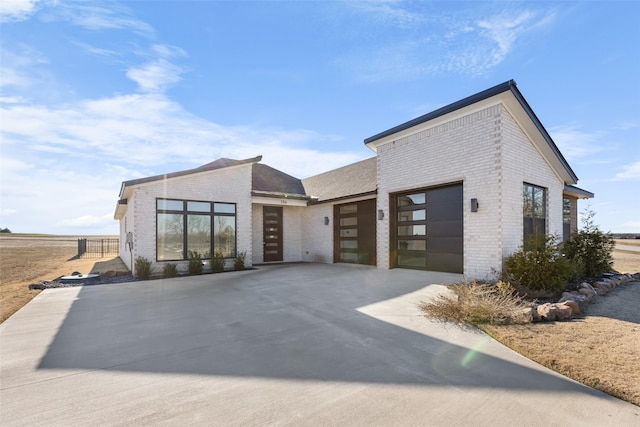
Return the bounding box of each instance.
[1,0,638,235]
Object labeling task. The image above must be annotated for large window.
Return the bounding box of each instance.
[156,199,236,261]
[523,183,547,241]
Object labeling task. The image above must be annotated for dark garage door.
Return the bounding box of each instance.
[334,199,377,265]
[393,184,463,273]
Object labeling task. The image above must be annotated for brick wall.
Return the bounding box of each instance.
[501,107,565,260]
[301,204,334,263]
[124,163,253,275]
[251,205,304,264]
[376,104,504,278]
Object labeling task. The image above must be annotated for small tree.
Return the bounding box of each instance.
[563,208,614,277]
[234,251,246,271]
[134,256,152,280]
[211,250,225,273]
[163,263,178,278]
[503,234,574,295]
[188,250,203,275]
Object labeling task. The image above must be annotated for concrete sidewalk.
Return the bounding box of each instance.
[1,264,637,426]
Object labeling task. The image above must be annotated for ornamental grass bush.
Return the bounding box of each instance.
[419,281,531,326]
[134,256,152,280]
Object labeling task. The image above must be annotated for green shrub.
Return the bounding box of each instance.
[211,250,225,273]
[163,263,178,278]
[134,256,152,280]
[503,234,573,295]
[234,251,246,271]
[563,208,614,277]
[188,250,203,275]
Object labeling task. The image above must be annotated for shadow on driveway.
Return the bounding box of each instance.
[34,264,600,396]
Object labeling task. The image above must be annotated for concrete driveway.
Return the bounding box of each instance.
[1,264,637,426]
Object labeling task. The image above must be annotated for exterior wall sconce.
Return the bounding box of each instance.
[471,198,479,212]
[324,216,330,225]
[378,209,384,220]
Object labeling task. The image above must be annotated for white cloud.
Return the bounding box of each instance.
[613,162,640,182]
[45,1,154,36]
[0,88,367,234]
[342,6,557,81]
[126,59,185,93]
[0,208,18,217]
[477,10,554,68]
[350,0,423,27]
[0,0,41,22]
[57,213,114,228]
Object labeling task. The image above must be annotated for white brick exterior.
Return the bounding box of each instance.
[116,85,583,280]
[301,204,334,263]
[119,163,253,276]
[374,103,566,279]
[500,107,565,260]
[251,204,305,264]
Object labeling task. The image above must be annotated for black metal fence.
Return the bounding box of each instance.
[77,238,119,258]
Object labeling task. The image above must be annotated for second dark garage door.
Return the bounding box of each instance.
[392,183,463,274]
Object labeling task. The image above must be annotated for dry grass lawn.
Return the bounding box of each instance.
[482,243,640,406]
[1,235,639,405]
[0,235,124,323]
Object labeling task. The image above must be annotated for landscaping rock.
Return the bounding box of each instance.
[558,300,580,316]
[537,303,558,321]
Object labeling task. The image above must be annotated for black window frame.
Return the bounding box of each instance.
[156,198,237,262]
[523,183,547,241]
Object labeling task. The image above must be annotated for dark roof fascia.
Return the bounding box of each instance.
[564,185,594,199]
[364,80,515,145]
[307,190,378,205]
[363,80,579,184]
[251,191,310,201]
[509,84,578,183]
[119,156,261,197]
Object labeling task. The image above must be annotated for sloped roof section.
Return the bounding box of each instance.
[118,156,262,198]
[364,80,579,184]
[252,163,306,197]
[302,157,377,203]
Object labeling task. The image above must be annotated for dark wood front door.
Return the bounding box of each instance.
[263,206,283,262]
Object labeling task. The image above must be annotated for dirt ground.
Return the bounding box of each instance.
[0,235,127,323]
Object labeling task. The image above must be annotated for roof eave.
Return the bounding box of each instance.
[563,185,594,199]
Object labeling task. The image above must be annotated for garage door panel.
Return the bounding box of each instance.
[427,220,464,237]
[426,253,463,273]
[427,204,464,221]
[394,183,463,274]
[426,237,464,254]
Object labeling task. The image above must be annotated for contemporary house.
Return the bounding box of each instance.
[114,80,593,278]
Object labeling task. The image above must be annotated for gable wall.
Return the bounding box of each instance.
[501,107,565,259]
[126,164,253,275]
[376,104,504,279]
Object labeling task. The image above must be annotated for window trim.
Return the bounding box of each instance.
[156,198,237,262]
[523,183,547,241]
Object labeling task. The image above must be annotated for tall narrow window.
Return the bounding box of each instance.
[523,184,547,241]
[562,198,572,241]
